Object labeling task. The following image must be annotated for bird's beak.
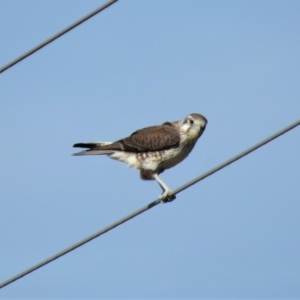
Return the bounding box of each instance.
[199,125,206,135]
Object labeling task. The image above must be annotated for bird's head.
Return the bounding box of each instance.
[180,113,207,141]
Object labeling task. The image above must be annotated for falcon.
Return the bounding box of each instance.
[73,113,207,202]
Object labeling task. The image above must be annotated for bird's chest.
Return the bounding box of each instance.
[158,142,196,169]
[136,141,196,171]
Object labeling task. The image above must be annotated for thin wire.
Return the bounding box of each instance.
[0,0,117,74]
[0,118,299,289]
[172,118,300,195]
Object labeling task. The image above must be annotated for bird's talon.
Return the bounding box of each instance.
[159,192,176,203]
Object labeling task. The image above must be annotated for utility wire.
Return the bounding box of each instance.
[0,118,299,289]
[172,118,300,195]
[0,0,117,74]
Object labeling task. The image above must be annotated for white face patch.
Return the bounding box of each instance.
[179,116,206,142]
[187,127,200,139]
[181,123,190,133]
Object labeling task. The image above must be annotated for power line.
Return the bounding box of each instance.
[0,0,117,74]
[172,118,300,195]
[0,118,299,289]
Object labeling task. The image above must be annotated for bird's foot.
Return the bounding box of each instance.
[159,190,176,203]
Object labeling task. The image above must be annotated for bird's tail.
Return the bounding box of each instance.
[72,142,115,156]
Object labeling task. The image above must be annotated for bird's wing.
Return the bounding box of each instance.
[118,123,180,152]
[73,123,180,154]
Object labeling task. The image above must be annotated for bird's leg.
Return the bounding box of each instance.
[153,174,176,202]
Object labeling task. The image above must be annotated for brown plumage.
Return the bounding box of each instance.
[74,123,180,153]
[73,113,207,202]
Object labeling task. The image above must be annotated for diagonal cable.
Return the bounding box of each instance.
[0,118,299,289]
[0,0,117,74]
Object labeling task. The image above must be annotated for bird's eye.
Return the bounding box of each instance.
[188,119,194,125]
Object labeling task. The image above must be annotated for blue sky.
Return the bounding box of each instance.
[0,0,300,298]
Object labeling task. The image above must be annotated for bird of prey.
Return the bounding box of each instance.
[73,113,207,202]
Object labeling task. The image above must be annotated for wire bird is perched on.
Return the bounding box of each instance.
[73,113,207,202]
